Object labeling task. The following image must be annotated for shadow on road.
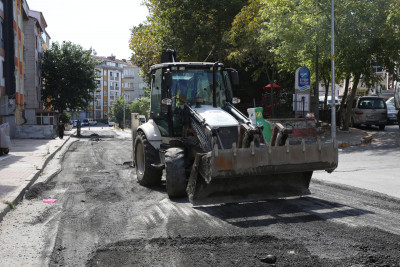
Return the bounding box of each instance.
[195,197,373,228]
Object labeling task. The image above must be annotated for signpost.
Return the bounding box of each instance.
[294,67,311,117]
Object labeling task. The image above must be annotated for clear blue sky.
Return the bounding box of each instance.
[27,0,149,60]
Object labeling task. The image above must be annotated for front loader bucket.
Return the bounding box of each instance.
[187,140,338,205]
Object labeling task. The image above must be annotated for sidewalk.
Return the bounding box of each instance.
[0,126,370,223]
[335,127,372,148]
[0,130,75,222]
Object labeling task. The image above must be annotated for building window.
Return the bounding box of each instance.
[104,70,107,75]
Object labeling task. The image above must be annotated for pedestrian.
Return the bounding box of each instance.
[77,120,81,136]
[58,121,65,139]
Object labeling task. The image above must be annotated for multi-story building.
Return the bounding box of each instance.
[91,54,127,121]
[1,0,51,138]
[123,61,146,103]
[89,55,147,122]
[0,0,29,137]
[22,9,50,125]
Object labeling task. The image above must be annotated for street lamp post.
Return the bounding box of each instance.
[330,0,336,141]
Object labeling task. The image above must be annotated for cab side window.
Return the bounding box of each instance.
[150,69,162,117]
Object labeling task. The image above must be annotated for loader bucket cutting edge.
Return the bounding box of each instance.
[187,142,337,205]
[188,171,313,206]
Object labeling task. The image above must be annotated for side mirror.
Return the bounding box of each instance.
[164,70,172,88]
[231,70,239,86]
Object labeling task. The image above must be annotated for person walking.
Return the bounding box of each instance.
[58,121,65,139]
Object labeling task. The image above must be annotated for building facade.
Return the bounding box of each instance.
[23,9,49,125]
[123,61,146,103]
[89,55,147,121]
[0,0,50,138]
[91,55,127,121]
[0,0,28,137]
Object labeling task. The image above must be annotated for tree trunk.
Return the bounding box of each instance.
[342,73,360,131]
[337,75,350,127]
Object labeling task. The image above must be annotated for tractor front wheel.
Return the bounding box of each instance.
[134,132,162,186]
[165,147,187,198]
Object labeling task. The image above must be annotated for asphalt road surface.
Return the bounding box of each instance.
[0,127,400,266]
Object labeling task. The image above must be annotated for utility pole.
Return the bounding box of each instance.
[330,0,336,141]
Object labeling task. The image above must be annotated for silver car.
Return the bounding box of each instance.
[351,96,387,130]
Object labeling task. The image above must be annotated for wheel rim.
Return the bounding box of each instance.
[136,142,145,175]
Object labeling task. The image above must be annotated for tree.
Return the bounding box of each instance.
[236,0,400,129]
[41,42,98,116]
[110,96,151,128]
[129,23,162,82]
[130,0,248,68]
[129,97,150,120]
[110,96,130,127]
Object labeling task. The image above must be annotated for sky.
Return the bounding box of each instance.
[27,0,149,60]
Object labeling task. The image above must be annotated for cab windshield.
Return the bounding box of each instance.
[169,68,233,107]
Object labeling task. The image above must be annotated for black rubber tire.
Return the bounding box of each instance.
[350,117,358,128]
[379,125,385,131]
[165,147,187,198]
[134,131,162,186]
[303,171,313,188]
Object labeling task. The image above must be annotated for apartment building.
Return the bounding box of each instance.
[91,55,127,121]
[90,55,147,121]
[123,61,146,103]
[0,0,29,137]
[0,0,50,138]
[22,9,49,125]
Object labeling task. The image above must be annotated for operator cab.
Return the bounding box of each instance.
[149,62,239,137]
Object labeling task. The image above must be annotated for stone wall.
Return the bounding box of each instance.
[15,125,56,139]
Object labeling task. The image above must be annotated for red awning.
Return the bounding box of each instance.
[264,83,282,90]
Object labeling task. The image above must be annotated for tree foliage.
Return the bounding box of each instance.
[129,0,400,126]
[130,0,247,68]
[235,0,400,128]
[41,42,98,114]
[110,97,151,127]
[110,96,130,127]
[129,97,151,119]
[129,23,162,79]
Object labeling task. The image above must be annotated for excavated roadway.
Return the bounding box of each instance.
[0,127,399,266]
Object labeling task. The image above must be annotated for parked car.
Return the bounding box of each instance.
[88,119,97,125]
[386,104,398,125]
[318,96,341,110]
[351,96,387,130]
[108,121,115,127]
[72,120,78,127]
[82,119,89,126]
[386,97,394,105]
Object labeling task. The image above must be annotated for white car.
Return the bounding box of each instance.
[89,119,97,125]
[108,121,115,127]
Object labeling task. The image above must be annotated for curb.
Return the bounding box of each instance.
[0,132,76,223]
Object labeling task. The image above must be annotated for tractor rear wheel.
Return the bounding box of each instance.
[165,147,187,198]
[134,131,162,186]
